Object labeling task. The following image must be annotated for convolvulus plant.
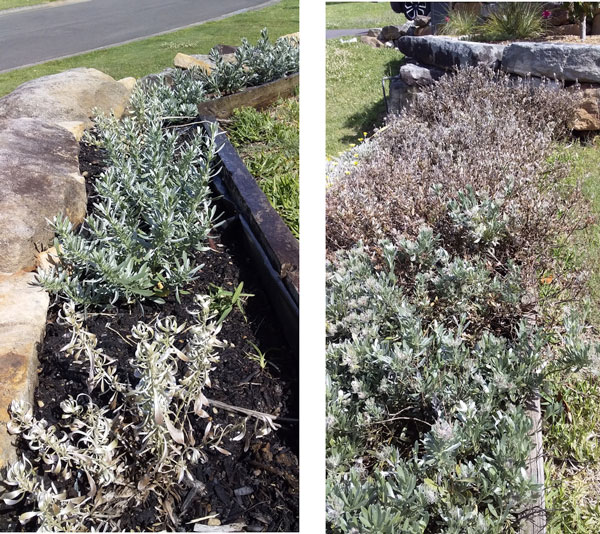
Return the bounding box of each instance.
[197,28,299,96]
[3,296,278,531]
[38,88,221,306]
[326,233,594,534]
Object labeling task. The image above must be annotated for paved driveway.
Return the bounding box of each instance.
[0,0,275,72]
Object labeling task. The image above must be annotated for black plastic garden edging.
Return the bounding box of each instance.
[201,117,299,352]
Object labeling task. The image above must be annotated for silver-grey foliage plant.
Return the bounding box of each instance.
[326,229,593,534]
[198,28,299,96]
[38,84,220,306]
[3,297,276,531]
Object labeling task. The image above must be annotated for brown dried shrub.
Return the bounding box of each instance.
[326,66,590,291]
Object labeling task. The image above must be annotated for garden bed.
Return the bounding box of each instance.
[0,117,299,532]
[325,66,596,534]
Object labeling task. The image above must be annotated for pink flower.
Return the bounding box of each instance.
[445,16,450,22]
[542,10,552,19]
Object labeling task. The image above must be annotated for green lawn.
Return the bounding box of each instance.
[560,140,600,325]
[326,1,405,29]
[0,0,298,97]
[545,372,600,534]
[226,96,299,238]
[326,39,403,156]
[542,139,600,533]
[0,0,57,10]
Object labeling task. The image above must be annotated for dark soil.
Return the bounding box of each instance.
[0,129,298,532]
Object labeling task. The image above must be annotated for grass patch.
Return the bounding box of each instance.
[542,138,600,533]
[326,40,402,156]
[226,96,299,238]
[326,1,404,30]
[544,373,600,533]
[577,142,600,324]
[0,0,298,97]
[0,0,57,10]
[555,139,600,325]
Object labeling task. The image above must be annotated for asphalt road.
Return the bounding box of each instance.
[0,0,275,73]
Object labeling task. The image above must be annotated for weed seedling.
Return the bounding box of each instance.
[210,282,253,325]
[245,341,270,371]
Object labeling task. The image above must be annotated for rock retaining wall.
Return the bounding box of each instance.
[0,68,133,468]
[390,36,600,130]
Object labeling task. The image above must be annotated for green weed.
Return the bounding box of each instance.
[209,282,253,325]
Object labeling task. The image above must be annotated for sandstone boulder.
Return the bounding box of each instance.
[0,68,133,130]
[280,32,299,42]
[569,84,600,130]
[174,52,214,72]
[0,272,49,468]
[57,120,87,141]
[502,42,600,83]
[0,118,86,274]
[379,25,401,41]
[174,52,237,72]
[118,76,137,92]
[397,36,504,70]
[360,35,385,48]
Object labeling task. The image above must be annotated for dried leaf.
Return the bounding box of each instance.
[231,430,246,442]
[138,474,151,491]
[166,417,186,445]
[85,470,97,497]
[2,490,24,505]
[18,511,40,524]
[213,446,231,456]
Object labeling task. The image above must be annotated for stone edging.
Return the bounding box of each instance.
[0,67,133,469]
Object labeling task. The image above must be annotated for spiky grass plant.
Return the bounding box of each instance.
[440,9,480,37]
[480,2,547,41]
